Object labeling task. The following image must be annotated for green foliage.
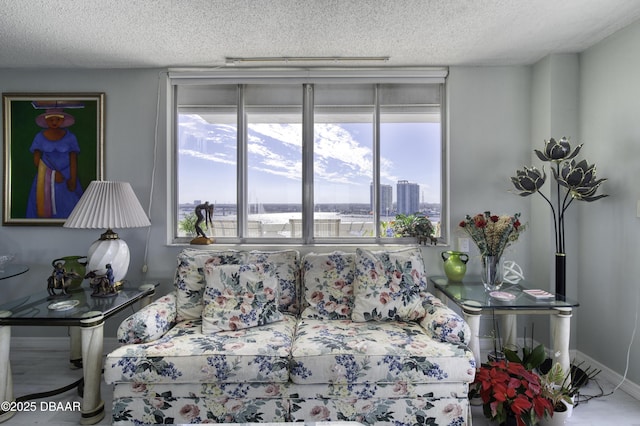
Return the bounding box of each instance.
[178,212,208,236]
[391,213,435,242]
[540,363,574,409]
[504,343,547,371]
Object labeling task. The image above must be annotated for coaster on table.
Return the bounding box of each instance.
[523,289,555,299]
[489,291,516,301]
[48,300,80,311]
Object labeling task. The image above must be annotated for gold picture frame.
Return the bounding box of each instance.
[3,93,105,225]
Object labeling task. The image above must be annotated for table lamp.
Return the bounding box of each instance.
[64,181,150,285]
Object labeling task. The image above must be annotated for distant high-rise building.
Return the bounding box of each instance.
[381,184,393,216]
[370,183,393,215]
[397,180,420,214]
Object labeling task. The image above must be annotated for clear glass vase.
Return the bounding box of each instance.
[481,255,503,291]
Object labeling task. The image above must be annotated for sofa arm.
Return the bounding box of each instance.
[117,291,177,344]
[419,293,471,346]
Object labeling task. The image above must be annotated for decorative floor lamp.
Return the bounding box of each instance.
[64,181,150,289]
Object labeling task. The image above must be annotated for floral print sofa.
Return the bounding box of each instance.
[104,247,476,425]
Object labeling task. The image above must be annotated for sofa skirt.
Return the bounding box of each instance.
[111,381,469,425]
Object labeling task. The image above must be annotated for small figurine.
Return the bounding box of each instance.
[84,264,118,297]
[191,201,214,245]
[47,262,82,299]
[106,263,114,287]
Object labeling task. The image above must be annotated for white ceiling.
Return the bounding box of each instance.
[2,0,640,69]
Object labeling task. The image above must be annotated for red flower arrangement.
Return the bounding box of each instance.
[459,211,525,258]
[471,360,554,426]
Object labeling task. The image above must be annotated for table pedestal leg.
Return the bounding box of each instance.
[0,311,15,423]
[80,312,105,425]
[461,304,482,366]
[501,314,517,350]
[552,307,573,375]
[138,284,156,308]
[70,326,82,369]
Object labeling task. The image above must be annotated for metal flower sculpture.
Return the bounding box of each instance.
[511,166,547,195]
[511,137,607,296]
[534,136,582,162]
[556,159,608,202]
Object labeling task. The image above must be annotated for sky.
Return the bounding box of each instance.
[178,113,441,205]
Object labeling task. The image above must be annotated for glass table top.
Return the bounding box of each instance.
[0,283,155,326]
[0,264,29,280]
[429,276,579,310]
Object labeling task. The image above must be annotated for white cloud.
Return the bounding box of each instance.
[179,149,235,165]
[249,123,302,148]
[313,124,373,184]
[180,120,401,189]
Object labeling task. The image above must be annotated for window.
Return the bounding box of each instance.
[170,69,447,244]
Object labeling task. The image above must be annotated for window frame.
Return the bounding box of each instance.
[167,68,449,246]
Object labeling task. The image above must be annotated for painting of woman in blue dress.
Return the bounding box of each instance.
[26,108,84,218]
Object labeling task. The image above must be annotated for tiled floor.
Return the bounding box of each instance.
[5,344,640,425]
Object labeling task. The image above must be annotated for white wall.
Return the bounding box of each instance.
[579,19,640,386]
[447,66,532,275]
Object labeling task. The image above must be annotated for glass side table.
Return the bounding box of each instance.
[429,276,579,373]
[0,264,29,280]
[0,282,157,425]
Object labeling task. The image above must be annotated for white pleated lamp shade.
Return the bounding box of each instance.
[64,181,150,283]
[64,181,151,229]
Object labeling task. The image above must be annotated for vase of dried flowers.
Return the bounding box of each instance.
[481,254,503,290]
[459,211,525,291]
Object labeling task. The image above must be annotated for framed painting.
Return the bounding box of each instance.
[2,93,104,225]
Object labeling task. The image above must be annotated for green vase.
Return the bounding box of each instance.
[51,256,87,291]
[441,251,468,282]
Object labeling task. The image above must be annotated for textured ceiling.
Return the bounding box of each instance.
[1,0,640,69]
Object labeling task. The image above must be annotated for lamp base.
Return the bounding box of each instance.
[87,235,130,284]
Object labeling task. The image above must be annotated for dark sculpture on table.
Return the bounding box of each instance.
[47,261,82,299]
[191,201,214,245]
[84,264,118,297]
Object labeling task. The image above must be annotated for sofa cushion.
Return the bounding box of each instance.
[105,314,297,385]
[246,250,300,315]
[202,263,282,333]
[301,251,355,320]
[351,247,427,322]
[289,318,476,385]
[174,249,244,322]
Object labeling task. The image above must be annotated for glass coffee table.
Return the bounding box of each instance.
[0,264,29,281]
[429,276,579,373]
[0,282,157,425]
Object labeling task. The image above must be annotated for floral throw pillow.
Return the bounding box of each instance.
[174,248,244,322]
[351,247,427,322]
[301,251,355,320]
[246,250,300,315]
[202,263,282,333]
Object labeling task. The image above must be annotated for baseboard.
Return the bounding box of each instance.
[10,336,120,354]
[572,350,640,401]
